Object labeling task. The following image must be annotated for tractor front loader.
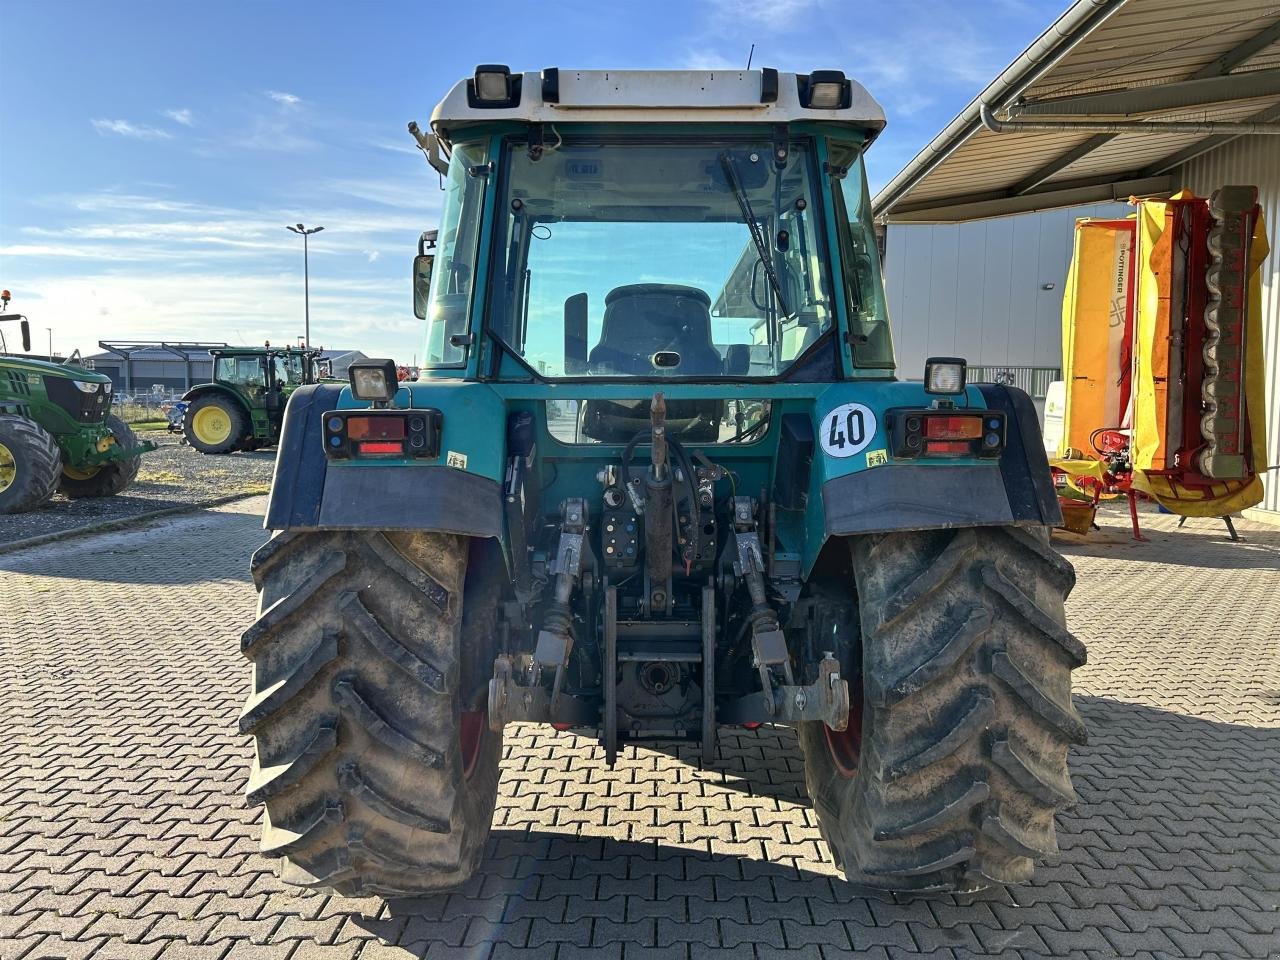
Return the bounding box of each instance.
[241,67,1085,897]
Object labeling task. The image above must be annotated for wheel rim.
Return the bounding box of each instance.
[62,464,101,481]
[192,406,233,445]
[0,441,15,493]
[824,685,864,779]
[459,710,485,780]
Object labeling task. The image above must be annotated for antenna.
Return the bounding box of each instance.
[746,43,755,70]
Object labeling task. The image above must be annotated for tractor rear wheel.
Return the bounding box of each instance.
[240,529,501,896]
[0,415,62,514]
[799,525,1086,892]
[59,415,143,499]
[185,394,246,454]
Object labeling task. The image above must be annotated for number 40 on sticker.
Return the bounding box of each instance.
[819,402,877,459]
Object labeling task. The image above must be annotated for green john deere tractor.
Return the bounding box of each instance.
[182,345,326,454]
[241,67,1085,897]
[0,295,155,513]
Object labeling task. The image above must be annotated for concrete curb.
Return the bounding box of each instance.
[0,489,267,557]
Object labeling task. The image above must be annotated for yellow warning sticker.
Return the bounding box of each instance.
[865,448,888,468]
[446,451,468,469]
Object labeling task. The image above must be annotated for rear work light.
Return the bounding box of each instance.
[324,409,442,460]
[888,409,1006,460]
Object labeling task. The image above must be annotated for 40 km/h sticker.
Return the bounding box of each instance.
[819,402,877,459]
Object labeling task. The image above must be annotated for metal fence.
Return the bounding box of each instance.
[968,365,1061,399]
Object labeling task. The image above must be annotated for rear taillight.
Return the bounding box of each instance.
[324,409,442,460]
[888,409,1005,460]
[356,440,405,456]
[924,416,983,440]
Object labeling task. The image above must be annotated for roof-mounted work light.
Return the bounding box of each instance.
[799,70,852,110]
[467,64,522,108]
[924,357,967,395]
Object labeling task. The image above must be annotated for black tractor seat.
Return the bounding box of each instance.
[587,283,724,376]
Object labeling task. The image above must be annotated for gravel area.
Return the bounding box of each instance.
[0,427,274,545]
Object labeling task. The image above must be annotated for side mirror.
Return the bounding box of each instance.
[20,319,31,353]
[564,293,588,374]
[413,253,434,320]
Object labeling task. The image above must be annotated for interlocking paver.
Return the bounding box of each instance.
[2,498,1279,960]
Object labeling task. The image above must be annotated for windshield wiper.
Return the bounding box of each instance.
[719,152,791,320]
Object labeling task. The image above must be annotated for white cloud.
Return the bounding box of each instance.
[91,118,173,141]
[705,0,826,31]
[18,273,418,358]
[267,90,301,106]
[163,108,195,126]
[364,250,381,263]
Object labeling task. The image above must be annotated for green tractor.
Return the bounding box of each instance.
[242,67,1085,897]
[182,345,326,454]
[0,294,155,513]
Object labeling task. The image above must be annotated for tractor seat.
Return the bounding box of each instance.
[588,284,723,376]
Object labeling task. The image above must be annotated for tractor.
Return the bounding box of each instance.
[182,345,326,454]
[0,292,155,513]
[241,67,1084,897]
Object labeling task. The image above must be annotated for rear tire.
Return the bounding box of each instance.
[59,415,143,498]
[241,529,501,896]
[799,525,1086,892]
[185,394,246,454]
[0,415,62,514]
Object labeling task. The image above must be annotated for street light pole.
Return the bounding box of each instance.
[285,223,324,348]
[45,327,52,360]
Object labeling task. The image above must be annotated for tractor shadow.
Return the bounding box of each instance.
[336,696,1280,954]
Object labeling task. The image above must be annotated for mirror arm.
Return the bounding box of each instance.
[407,122,450,177]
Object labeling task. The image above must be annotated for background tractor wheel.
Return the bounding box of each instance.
[241,529,502,896]
[59,415,143,499]
[799,525,1086,892]
[185,394,246,454]
[0,414,62,514]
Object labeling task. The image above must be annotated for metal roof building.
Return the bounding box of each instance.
[873,0,1280,519]
[86,343,368,395]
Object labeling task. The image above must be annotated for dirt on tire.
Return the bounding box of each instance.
[799,524,1086,892]
[240,528,501,896]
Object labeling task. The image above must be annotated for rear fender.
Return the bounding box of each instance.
[818,384,1061,540]
[264,384,502,537]
[182,383,252,413]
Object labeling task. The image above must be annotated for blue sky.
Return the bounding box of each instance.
[0,0,1066,361]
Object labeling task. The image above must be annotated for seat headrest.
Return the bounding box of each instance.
[604,284,711,308]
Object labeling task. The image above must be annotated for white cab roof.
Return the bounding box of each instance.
[429,69,885,142]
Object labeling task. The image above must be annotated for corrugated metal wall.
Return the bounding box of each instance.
[883,202,1130,376]
[1178,137,1280,515]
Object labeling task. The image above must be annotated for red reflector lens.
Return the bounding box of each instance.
[924,416,983,440]
[356,440,404,455]
[551,723,574,731]
[924,440,971,455]
[347,416,406,440]
[742,722,762,730]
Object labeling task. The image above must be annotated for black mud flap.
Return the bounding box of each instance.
[822,384,1062,537]
[264,384,502,537]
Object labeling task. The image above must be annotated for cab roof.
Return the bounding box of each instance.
[429,68,886,144]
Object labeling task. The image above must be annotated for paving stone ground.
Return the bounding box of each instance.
[2,498,1278,960]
